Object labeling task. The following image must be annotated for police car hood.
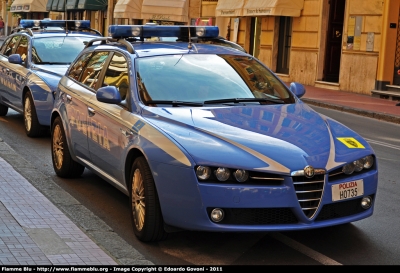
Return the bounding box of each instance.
[34,65,69,76]
[142,102,373,173]
[33,65,69,90]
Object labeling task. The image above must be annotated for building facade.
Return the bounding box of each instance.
[214,0,400,98]
[1,0,399,98]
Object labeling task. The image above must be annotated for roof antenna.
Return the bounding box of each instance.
[188,26,192,49]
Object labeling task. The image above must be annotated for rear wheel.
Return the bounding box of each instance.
[0,103,8,116]
[24,92,43,137]
[51,116,85,178]
[130,156,168,242]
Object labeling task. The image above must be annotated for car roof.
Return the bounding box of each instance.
[11,19,102,38]
[85,41,248,58]
[83,25,248,58]
[10,32,100,38]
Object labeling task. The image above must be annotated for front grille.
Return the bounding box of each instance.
[292,174,325,219]
[315,195,374,221]
[207,208,298,225]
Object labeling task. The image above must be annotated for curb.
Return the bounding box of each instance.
[302,98,400,125]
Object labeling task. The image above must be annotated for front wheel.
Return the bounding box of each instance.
[24,92,43,137]
[0,103,8,116]
[130,156,168,242]
[51,116,85,178]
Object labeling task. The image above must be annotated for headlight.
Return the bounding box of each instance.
[363,155,374,169]
[354,159,364,172]
[233,169,249,182]
[215,168,230,181]
[342,162,355,175]
[342,155,374,175]
[196,166,211,180]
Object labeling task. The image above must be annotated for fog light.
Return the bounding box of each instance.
[215,168,230,181]
[210,208,224,222]
[361,196,372,209]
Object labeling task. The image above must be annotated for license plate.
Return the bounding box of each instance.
[332,179,364,201]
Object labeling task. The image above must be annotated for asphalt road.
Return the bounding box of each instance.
[0,106,399,265]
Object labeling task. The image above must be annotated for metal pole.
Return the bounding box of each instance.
[5,0,8,36]
[64,0,67,20]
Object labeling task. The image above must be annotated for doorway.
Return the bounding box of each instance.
[393,13,400,85]
[276,16,292,74]
[249,17,261,58]
[323,0,346,82]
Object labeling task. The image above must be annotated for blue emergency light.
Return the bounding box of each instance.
[108,25,219,40]
[19,20,91,29]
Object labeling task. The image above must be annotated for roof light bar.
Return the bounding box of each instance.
[108,25,219,40]
[19,20,91,29]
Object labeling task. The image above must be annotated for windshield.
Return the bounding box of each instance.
[32,37,93,64]
[137,54,295,105]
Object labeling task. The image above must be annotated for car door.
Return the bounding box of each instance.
[61,51,100,162]
[86,52,133,185]
[0,35,21,105]
[6,35,30,109]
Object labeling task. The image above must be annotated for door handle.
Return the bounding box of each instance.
[66,94,72,103]
[88,107,95,116]
[120,128,133,137]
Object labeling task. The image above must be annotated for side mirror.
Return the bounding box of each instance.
[9,54,23,65]
[96,86,121,104]
[289,82,306,98]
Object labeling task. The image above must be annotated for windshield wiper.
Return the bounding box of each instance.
[145,100,204,107]
[203,97,285,104]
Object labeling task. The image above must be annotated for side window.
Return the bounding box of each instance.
[15,36,28,62]
[101,53,129,101]
[80,51,110,89]
[68,52,93,81]
[2,36,20,57]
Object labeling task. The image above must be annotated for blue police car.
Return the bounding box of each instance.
[0,20,101,137]
[50,25,378,242]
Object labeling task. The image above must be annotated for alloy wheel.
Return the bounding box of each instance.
[24,96,32,132]
[52,124,64,170]
[132,169,145,231]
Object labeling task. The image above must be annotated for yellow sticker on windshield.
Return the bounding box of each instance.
[337,137,365,149]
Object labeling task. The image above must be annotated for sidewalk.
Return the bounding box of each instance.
[0,148,118,266]
[0,138,154,266]
[300,84,400,124]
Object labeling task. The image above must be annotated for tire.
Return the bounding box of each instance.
[23,92,43,137]
[130,156,168,242]
[51,116,85,178]
[0,103,8,116]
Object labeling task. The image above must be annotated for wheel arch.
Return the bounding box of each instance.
[50,108,78,162]
[22,86,30,106]
[124,148,145,190]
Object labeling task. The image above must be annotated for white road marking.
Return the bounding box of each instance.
[270,233,342,265]
[365,138,400,151]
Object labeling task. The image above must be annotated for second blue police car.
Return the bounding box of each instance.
[50,25,378,242]
[0,20,102,137]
